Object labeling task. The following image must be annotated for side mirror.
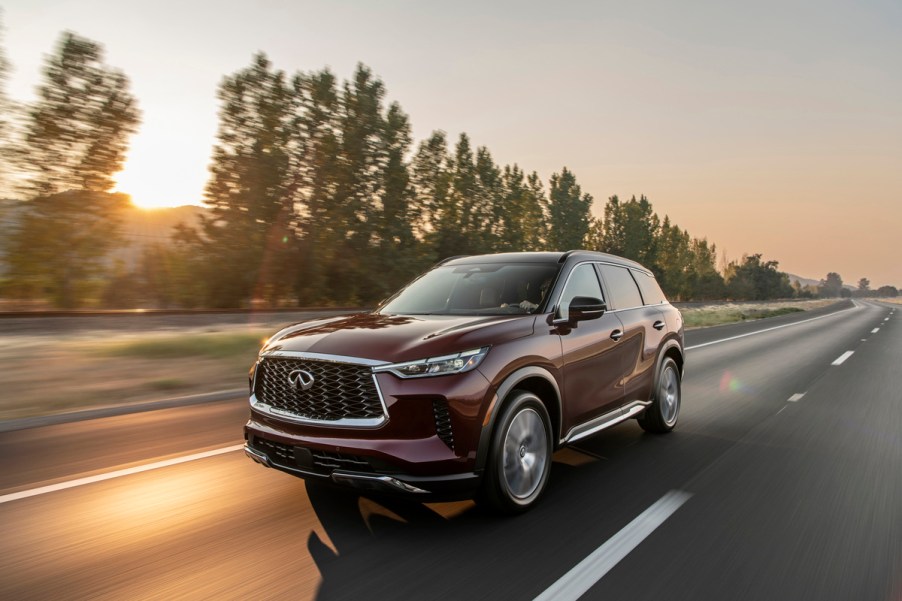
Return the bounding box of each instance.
[569,296,606,321]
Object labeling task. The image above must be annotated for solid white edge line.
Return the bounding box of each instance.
[872,328,880,333]
[0,444,245,505]
[533,490,692,601]
[788,393,805,402]
[832,351,854,366]
[685,304,857,351]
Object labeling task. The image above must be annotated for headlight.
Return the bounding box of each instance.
[374,347,489,378]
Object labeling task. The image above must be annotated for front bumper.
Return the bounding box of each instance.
[243,439,480,499]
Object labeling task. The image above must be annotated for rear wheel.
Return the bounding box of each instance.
[638,356,681,433]
[480,391,552,514]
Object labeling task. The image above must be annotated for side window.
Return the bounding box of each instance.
[599,264,643,310]
[558,263,604,320]
[633,270,667,305]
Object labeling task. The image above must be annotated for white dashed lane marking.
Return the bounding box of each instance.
[872,328,880,333]
[534,490,692,601]
[832,351,854,366]
[788,393,806,402]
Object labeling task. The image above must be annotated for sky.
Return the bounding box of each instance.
[2,0,900,286]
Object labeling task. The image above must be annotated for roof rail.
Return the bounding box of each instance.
[434,255,470,267]
[558,250,580,263]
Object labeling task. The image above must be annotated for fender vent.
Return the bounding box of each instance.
[433,400,454,451]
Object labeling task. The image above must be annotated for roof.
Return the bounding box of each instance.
[441,250,649,272]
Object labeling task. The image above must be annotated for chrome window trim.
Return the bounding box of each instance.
[596,262,647,312]
[250,351,390,429]
[551,260,607,319]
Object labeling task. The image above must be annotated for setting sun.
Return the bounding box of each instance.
[113,124,209,209]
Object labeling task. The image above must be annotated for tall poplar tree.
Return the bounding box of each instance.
[4,32,139,307]
[15,33,139,196]
[374,102,422,296]
[293,68,341,304]
[201,53,296,307]
[496,164,546,251]
[330,64,387,302]
[547,167,592,251]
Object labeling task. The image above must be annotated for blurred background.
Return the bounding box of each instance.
[0,1,899,314]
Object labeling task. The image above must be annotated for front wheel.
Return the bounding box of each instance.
[480,391,552,514]
[638,356,681,433]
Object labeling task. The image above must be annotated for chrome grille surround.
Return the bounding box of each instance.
[251,351,389,428]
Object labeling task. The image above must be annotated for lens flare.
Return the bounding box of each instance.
[719,370,745,393]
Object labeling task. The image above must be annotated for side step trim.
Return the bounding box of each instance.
[562,400,651,445]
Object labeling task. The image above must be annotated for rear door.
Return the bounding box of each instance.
[597,264,665,405]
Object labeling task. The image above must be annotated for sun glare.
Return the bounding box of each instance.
[114,134,207,209]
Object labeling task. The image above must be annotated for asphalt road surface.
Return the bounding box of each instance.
[1,300,900,600]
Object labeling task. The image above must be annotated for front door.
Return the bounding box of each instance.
[555,263,628,431]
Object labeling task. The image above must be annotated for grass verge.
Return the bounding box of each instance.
[89,331,268,360]
[682,306,804,328]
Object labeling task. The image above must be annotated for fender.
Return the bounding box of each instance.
[656,337,685,382]
[474,365,562,471]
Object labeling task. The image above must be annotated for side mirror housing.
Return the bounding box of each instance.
[568,296,606,322]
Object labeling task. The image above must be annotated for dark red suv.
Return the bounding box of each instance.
[244,250,684,512]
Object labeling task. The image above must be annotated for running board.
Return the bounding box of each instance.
[562,401,652,444]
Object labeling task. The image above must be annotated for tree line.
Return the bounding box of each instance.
[0,30,897,308]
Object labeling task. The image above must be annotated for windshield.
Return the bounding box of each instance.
[378,262,561,315]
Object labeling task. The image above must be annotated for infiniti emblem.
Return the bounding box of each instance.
[288,369,315,391]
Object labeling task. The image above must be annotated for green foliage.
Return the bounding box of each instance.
[724,254,793,300]
[589,194,725,301]
[547,167,592,250]
[93,331,265,360]
[596,195,658,265]
[197,53,296,308]
[682,306,804,328]
[4,191,130,307]
[14,32,139,197]
[818,272,844,298]
[1,33,139,308]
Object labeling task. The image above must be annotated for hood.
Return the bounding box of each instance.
[262,312,536,363]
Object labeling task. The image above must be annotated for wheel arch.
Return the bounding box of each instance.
[658,339,684,381]
[475,365,562,471]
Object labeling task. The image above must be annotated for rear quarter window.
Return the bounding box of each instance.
[598,264,644,310]
[633,270,667,305]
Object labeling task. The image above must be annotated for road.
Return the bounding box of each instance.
[1,300,900,600]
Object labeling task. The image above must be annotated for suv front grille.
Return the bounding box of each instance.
[255,357,384,422]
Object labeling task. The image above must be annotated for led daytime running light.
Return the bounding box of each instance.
[376,347,489,378]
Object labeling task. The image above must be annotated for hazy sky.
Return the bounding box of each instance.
[3,0,900,286]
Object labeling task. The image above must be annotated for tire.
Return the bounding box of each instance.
[479,390,553,514]
[638,356,681,433]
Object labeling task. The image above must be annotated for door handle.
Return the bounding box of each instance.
[610,329,623,341]
[653,320,665,331]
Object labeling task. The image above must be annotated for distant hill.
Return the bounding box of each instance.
[787,273,820,289]
[787,273,856,291]
[0,198,206,271]
[114,204,206,266]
